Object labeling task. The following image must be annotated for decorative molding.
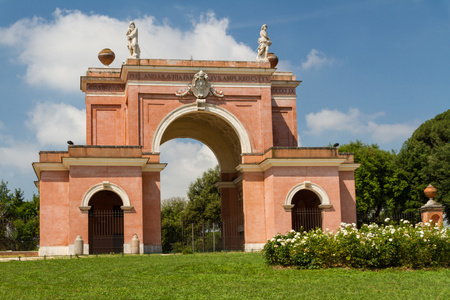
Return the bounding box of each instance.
[33,159,165,180]
[142,163,167,172]
[32,162,67,180]
[232,175,243,185]
[236,158,347,173]
[62,157,149,168]
[271,87,296,95]
[282,204,295,212]
[175,70,224,99]
[120,206,134,212]
[80,182,132,211]
[152,103,252,153]
[86,83,125,92]
[318,204,333,210]
[127,71,272,84]
[284,181,331,210]
[79,206,91,212]
[338,163,360,171]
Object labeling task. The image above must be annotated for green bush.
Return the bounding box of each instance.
[262,221,450,269]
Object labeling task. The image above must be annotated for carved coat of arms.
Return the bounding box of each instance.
[176,70,223,103]
[176,70,224,110]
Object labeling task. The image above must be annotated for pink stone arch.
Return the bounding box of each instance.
[151,103,252,154]
[79,181,133,211]
[283,181,331,211]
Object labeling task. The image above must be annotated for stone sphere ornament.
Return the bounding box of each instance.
[98,48,115,66]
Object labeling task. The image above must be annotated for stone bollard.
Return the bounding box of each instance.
[131,234,140,254]
[74,235,84,255]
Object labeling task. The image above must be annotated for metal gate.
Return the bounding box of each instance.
[292,208,322,232]
[88,209,124,254]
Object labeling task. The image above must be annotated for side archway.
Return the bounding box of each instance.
[283,181,332,211]
[152,103,252,154]
[79,181,133,211]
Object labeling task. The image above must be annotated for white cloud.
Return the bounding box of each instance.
[305,108,417,146]
[305,108,363,135]
[26,102,86,148]
[0,10,255,93]
[301,49,336,70]
[367,122,417,144]
[160,139,218,200]
[0,134,39,173]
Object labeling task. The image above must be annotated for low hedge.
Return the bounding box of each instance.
[262,221,450,269]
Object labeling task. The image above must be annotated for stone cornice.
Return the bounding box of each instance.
[142,163,167,172]
[32,162,67,180]
[33,158,167,180]
[236,158,349,172]
[62,157,149,168]
[338,163,360,171]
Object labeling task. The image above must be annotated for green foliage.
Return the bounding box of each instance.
[263,221,450,269]
[161,197,187,252]
[397,109,450,219]
[339,141,407,217]
[0,180,39,251]
[182,165,221,224]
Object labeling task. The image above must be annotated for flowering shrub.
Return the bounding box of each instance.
[262,221,450,269]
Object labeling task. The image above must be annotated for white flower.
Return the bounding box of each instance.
[388,238,393,242]
[385,218,390,222]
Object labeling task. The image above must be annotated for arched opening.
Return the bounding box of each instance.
[158,107,247,251]
[430,214,441,225]
[291,190,322,232]
[88,191,124,254]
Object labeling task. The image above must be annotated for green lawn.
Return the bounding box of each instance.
[1,252,449,299]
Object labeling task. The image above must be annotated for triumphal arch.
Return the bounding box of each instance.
[33,25,358,256]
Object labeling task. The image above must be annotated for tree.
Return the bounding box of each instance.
[161,197,187,252]
[0,180,39,251]
[339,141,407,217]
[397,109,450,219]
[181,165,221,224]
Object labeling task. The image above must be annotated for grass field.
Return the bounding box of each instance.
[1,252,449,299]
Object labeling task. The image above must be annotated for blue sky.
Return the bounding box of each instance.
[0,0,449,200]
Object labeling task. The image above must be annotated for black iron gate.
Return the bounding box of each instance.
[88,209,124,254]
[292,208,322,232]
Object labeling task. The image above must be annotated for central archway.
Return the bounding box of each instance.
[153,103,252,155]
[157,104,249,250]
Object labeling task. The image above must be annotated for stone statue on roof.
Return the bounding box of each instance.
[257,24,272,61]
[126,21,140,59]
